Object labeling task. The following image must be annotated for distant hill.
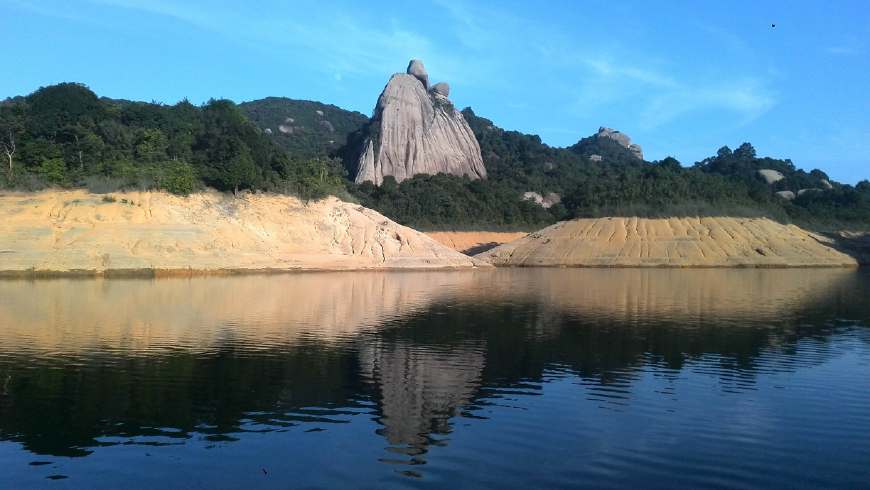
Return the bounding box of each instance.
[239,97,367,160]
[1,83,867,231]
[0,83,348,199]
[352,107,870,230]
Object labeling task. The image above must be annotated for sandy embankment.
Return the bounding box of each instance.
[0,190,488,275]
[477,216,860,267]
[425,231,529,255]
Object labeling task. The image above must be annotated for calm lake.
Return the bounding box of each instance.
[1,269,869,489]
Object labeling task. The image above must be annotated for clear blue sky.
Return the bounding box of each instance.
[3,0,868,183]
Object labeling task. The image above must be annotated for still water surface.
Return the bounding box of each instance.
[0,269,869,488]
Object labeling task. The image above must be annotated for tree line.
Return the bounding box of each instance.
[2,83,867,230]
[0,83,347,199]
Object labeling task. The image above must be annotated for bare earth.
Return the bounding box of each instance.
[477,217,859,267]
[426,231,529,255]
[0,190,487,275]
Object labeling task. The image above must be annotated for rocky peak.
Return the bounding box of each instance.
[353,60,486,185]
[407,59,429,89]
[596,127,643,160]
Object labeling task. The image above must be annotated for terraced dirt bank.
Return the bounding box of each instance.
[0,190,487,276]
[476,217,862,268]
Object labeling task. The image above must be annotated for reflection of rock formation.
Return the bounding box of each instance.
[0,268,865,462]
[359,340,484,456]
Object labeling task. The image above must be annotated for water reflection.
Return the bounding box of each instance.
[0,269,868,487]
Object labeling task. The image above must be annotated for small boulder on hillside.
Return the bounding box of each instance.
[758,169,785,185]
[776,190,796,200]
[522,191,561,209]
[431,82,450,97]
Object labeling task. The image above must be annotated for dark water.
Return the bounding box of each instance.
[0,269,869,489]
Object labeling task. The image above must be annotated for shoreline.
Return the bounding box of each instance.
[0,264,491,279]
[0,262,861,280]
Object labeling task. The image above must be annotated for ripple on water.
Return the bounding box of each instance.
[0,269,869,488]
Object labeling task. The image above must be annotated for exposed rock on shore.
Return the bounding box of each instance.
[354,60,486,185]
[476,217,859,267]
[0,190,487,275]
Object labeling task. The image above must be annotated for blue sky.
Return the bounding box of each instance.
[2,0,868,183]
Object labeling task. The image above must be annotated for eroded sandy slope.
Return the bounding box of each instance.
[477,217,858,267]
[426,231,529,255]
[0,190,487,274]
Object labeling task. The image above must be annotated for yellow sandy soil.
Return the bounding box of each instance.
[426,231,529,255]
[0,190,488,275]
[477,217,859,267]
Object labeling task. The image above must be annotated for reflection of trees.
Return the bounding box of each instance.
[0,269,867,458]
[0,342,369,456]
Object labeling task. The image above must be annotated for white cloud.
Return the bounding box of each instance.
[826,45,862,56]
[638,81,777,130]
[14,0,780,137]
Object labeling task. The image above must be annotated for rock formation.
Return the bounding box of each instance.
[596,127,643,159]
[353,60,486,185]
[522,191,561,209]
[776,190,796,200]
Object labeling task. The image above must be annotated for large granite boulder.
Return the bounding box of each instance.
[407,59,429,89]
[758,169,785,185]
[596,127,643,159]
[354,60,486,185]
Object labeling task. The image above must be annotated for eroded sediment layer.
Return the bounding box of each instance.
[0,190,487,275]
[477,217,858,267]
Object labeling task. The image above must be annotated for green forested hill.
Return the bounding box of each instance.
[239,97,368,160]
[351,108,870,229]
[1,83,867,231]
[0,83,347,199]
